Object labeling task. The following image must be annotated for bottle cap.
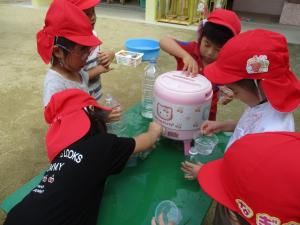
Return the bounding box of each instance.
[149,58,157,63]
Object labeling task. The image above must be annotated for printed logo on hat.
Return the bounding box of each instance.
[246,55,269,74]
[256,213,280,225]
[235,199,253,218]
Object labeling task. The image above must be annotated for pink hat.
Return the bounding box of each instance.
[36,0,102,64]
[68,0,101,10]
[207,9,241,35]
[44,89,111,161]
[204,29,300,112]
[198,132,300,224]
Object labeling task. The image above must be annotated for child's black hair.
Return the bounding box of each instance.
[51,36,76,64]
[54,36,76,54]
[235,79,258,94]
[234,79,266,103]
[84,106,108,136]
[201,22,234,47]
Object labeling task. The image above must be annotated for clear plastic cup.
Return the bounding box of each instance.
[194,134,219,155]
[155,200,181,225]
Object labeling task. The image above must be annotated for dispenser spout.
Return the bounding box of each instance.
[183,140,192,155]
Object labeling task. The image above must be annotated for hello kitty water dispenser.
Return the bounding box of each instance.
[153,71,213,155]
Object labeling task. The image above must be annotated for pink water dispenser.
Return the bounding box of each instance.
[153,71,213,155]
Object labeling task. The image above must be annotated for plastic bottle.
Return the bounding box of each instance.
[184,147,200,179]
[141,59,159,119]
[104,94,126,135]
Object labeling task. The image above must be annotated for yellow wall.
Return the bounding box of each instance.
[145,0,157,22]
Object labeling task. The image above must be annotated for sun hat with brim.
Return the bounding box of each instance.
[68,0,101,10]
[198,132,300,224]
[36,0,102,64]
[207,9,241,35]
[44,89,111,161]
[204,29,300,112]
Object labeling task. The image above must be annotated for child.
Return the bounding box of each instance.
[37,0,102,107]
[160,9,241,120]
[198,132,300,225]
[4,89,162,225]
[181,29,300,178]
[69,0,115,100]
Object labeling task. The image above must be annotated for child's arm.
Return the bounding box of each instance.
[133,122,162,153]
[160,37,198,75]
[87,64,112,80]
[200,120,237,136]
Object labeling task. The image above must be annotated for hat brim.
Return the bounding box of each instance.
[197,159,237,212]
[46,110,90,161]
[66,34,102,47]
[204,62,241,85]
[209,18,237,35]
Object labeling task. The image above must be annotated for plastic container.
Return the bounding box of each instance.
[115,50,143,67]
[125,38,160,61]
[155,200,181,225]
[153,71,213,154]
[184,147,200,179]
[194,134,219,155]
[141,59,159,119]
[104,94,127,135]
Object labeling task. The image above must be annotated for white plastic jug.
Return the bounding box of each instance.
[153,71,212,154]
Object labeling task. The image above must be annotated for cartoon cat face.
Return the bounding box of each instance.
[157,103,173,121]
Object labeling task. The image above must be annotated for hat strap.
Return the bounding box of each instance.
[254,79,264,102]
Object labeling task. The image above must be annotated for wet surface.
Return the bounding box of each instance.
[97,103,229,225]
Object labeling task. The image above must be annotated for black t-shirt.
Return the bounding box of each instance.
[4,133,135,225]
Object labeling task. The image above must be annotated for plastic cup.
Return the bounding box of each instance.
[194,134,219,155]
[155,200,181,225]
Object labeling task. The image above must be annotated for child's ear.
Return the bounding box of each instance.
[52,45,63,59]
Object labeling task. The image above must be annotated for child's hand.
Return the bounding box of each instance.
[98,50,115,68]
[107,106,122,122]
[182,54,198,76]
[181,161,203,180]
[200,120,224,136]
[148,122,163,139]
[93,64,112,75]
[219,86,234,105]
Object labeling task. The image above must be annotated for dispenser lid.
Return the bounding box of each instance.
[156,71,212,93]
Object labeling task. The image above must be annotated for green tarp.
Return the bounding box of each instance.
[1,103,229,225]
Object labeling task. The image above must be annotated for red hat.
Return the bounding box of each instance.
[207,9,241,35]
[68,0,101,10]
[204,29,300,112]
[44,89,111,161]
[36,0,102,64]
[198,132,300,224]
